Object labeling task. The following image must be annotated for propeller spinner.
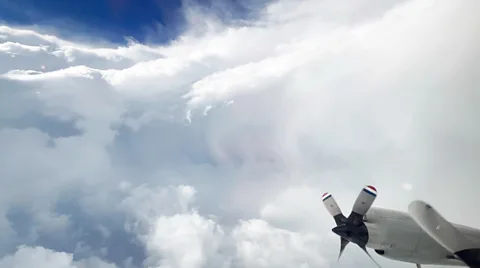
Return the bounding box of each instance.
[323,185,382,267]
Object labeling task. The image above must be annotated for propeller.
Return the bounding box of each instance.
[322,185,381,268]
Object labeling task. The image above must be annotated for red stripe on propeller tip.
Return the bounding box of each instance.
[322,192,329,197]
[367,185,377,192]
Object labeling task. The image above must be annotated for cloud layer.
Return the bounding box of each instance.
[1,0,479,267]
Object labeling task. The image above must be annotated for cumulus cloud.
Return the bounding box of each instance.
[0,0,479,267]
[0,246,117,268]
[232,219,327,268]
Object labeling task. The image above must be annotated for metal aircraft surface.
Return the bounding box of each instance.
[322,185,480,268]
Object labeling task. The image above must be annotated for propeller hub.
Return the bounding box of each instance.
[332,225,352,239]
[332,223,368,246]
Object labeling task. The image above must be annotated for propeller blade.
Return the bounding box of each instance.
[338,237,350,261]
[323,192,347,226]
[348,185,377,225]
[359,245,383,268]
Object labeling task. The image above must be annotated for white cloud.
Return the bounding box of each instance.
[0,246,117,268]
[232,219,327,268]
[121,185,331,268]
[0,0,479,267]
[120,185,227,268]
[260,186,327,232]
[144,213,227,268]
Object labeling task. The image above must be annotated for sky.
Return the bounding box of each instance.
[0,0,479,268]
[0,0,261,43]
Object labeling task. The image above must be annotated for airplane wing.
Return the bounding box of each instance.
[408,200,480,268]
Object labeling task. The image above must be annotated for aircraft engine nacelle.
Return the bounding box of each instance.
[374,248,459,266]
[364,208,424,252]
[374,249,415,262]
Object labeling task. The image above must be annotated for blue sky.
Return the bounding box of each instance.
[0,0,259,43]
